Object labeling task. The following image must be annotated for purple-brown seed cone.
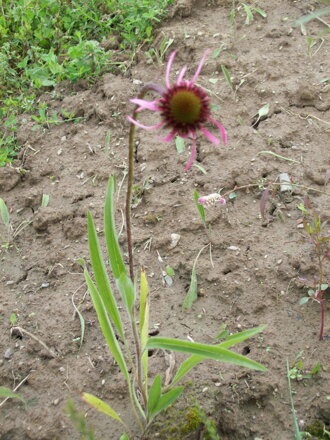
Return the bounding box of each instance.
[159,83,211,136]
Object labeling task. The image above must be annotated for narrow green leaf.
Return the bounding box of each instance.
[182,244,208,310]
[84,270,129,383]
[286,360,302,440]
[253,7,267,18]
[175,136,185,153]
[87,211,124,338]
[146,337,267,371]
[82,393,125,425]
[242,3,253,24]
[147,374,161,414]
[212,46,224,59]
[299,297,310,305]
[294,7,330,26]
[141,302,149,391]
[104,176,126,280]
[219,326,267,349]
[193,163,207,174]
[182,267,197,310]
[116,272,135,315]
[150,386,184,420]
[221,65,233,90]
[71,294,85,348]
[0,198,10,227]
[171,326,266,385]
[194,190,206,225]
[257,150,300,164]
[0,386,26,404]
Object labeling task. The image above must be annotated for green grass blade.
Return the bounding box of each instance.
[0,198,10,228]
[221,65,233,91]
[87,211,124,338]
[71,294,85,348]
[286,360,302,440]
[84,270,129,383]
[149,386,184,420]
[294,7,330,26]
[82,393,126,426]
[257,150,300,164]
[146,337,267,371]
[0,386,26,404]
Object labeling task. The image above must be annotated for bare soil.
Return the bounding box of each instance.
[1,1,330,439]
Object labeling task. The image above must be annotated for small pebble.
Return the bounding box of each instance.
[4,348,13,359]
[53,398,60,406]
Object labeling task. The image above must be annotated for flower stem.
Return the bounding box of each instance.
[126,85,164,281]
[126,89,148,280]
[319,299,325,341]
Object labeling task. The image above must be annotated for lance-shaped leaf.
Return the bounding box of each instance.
[171,326,266,385]
[149,386,184,421]
[87,211,124,338]
[146,337,267,372]
[104,177,135,312]
[0,386,26,404]
[84,270,129,383]
[82,393,125,426]
[147,374,161,415]
[104,176,127,279]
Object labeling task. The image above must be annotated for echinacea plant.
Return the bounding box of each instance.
[79,51,266,440]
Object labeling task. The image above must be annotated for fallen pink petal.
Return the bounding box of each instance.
[128,50,227,169]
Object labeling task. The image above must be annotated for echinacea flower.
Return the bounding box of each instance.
[127,50,227,170]
[198,193,226,207]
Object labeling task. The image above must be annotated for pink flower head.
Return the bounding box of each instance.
[198,193,226,207]
[127,50,227,170]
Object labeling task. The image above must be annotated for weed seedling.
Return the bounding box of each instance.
[297,204,329,340]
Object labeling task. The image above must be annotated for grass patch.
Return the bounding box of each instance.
[0,0,175,165]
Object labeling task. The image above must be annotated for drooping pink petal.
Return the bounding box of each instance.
[130,98,161,112]
[184,137,197,170]
[158,130,175,142]
[165,51,176,89]
[177,66,187,84]
[200,126,220,145]
[127,116,165,131]
[191,49,210,84]
[144,83,166,95]
[209,117,228,144]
